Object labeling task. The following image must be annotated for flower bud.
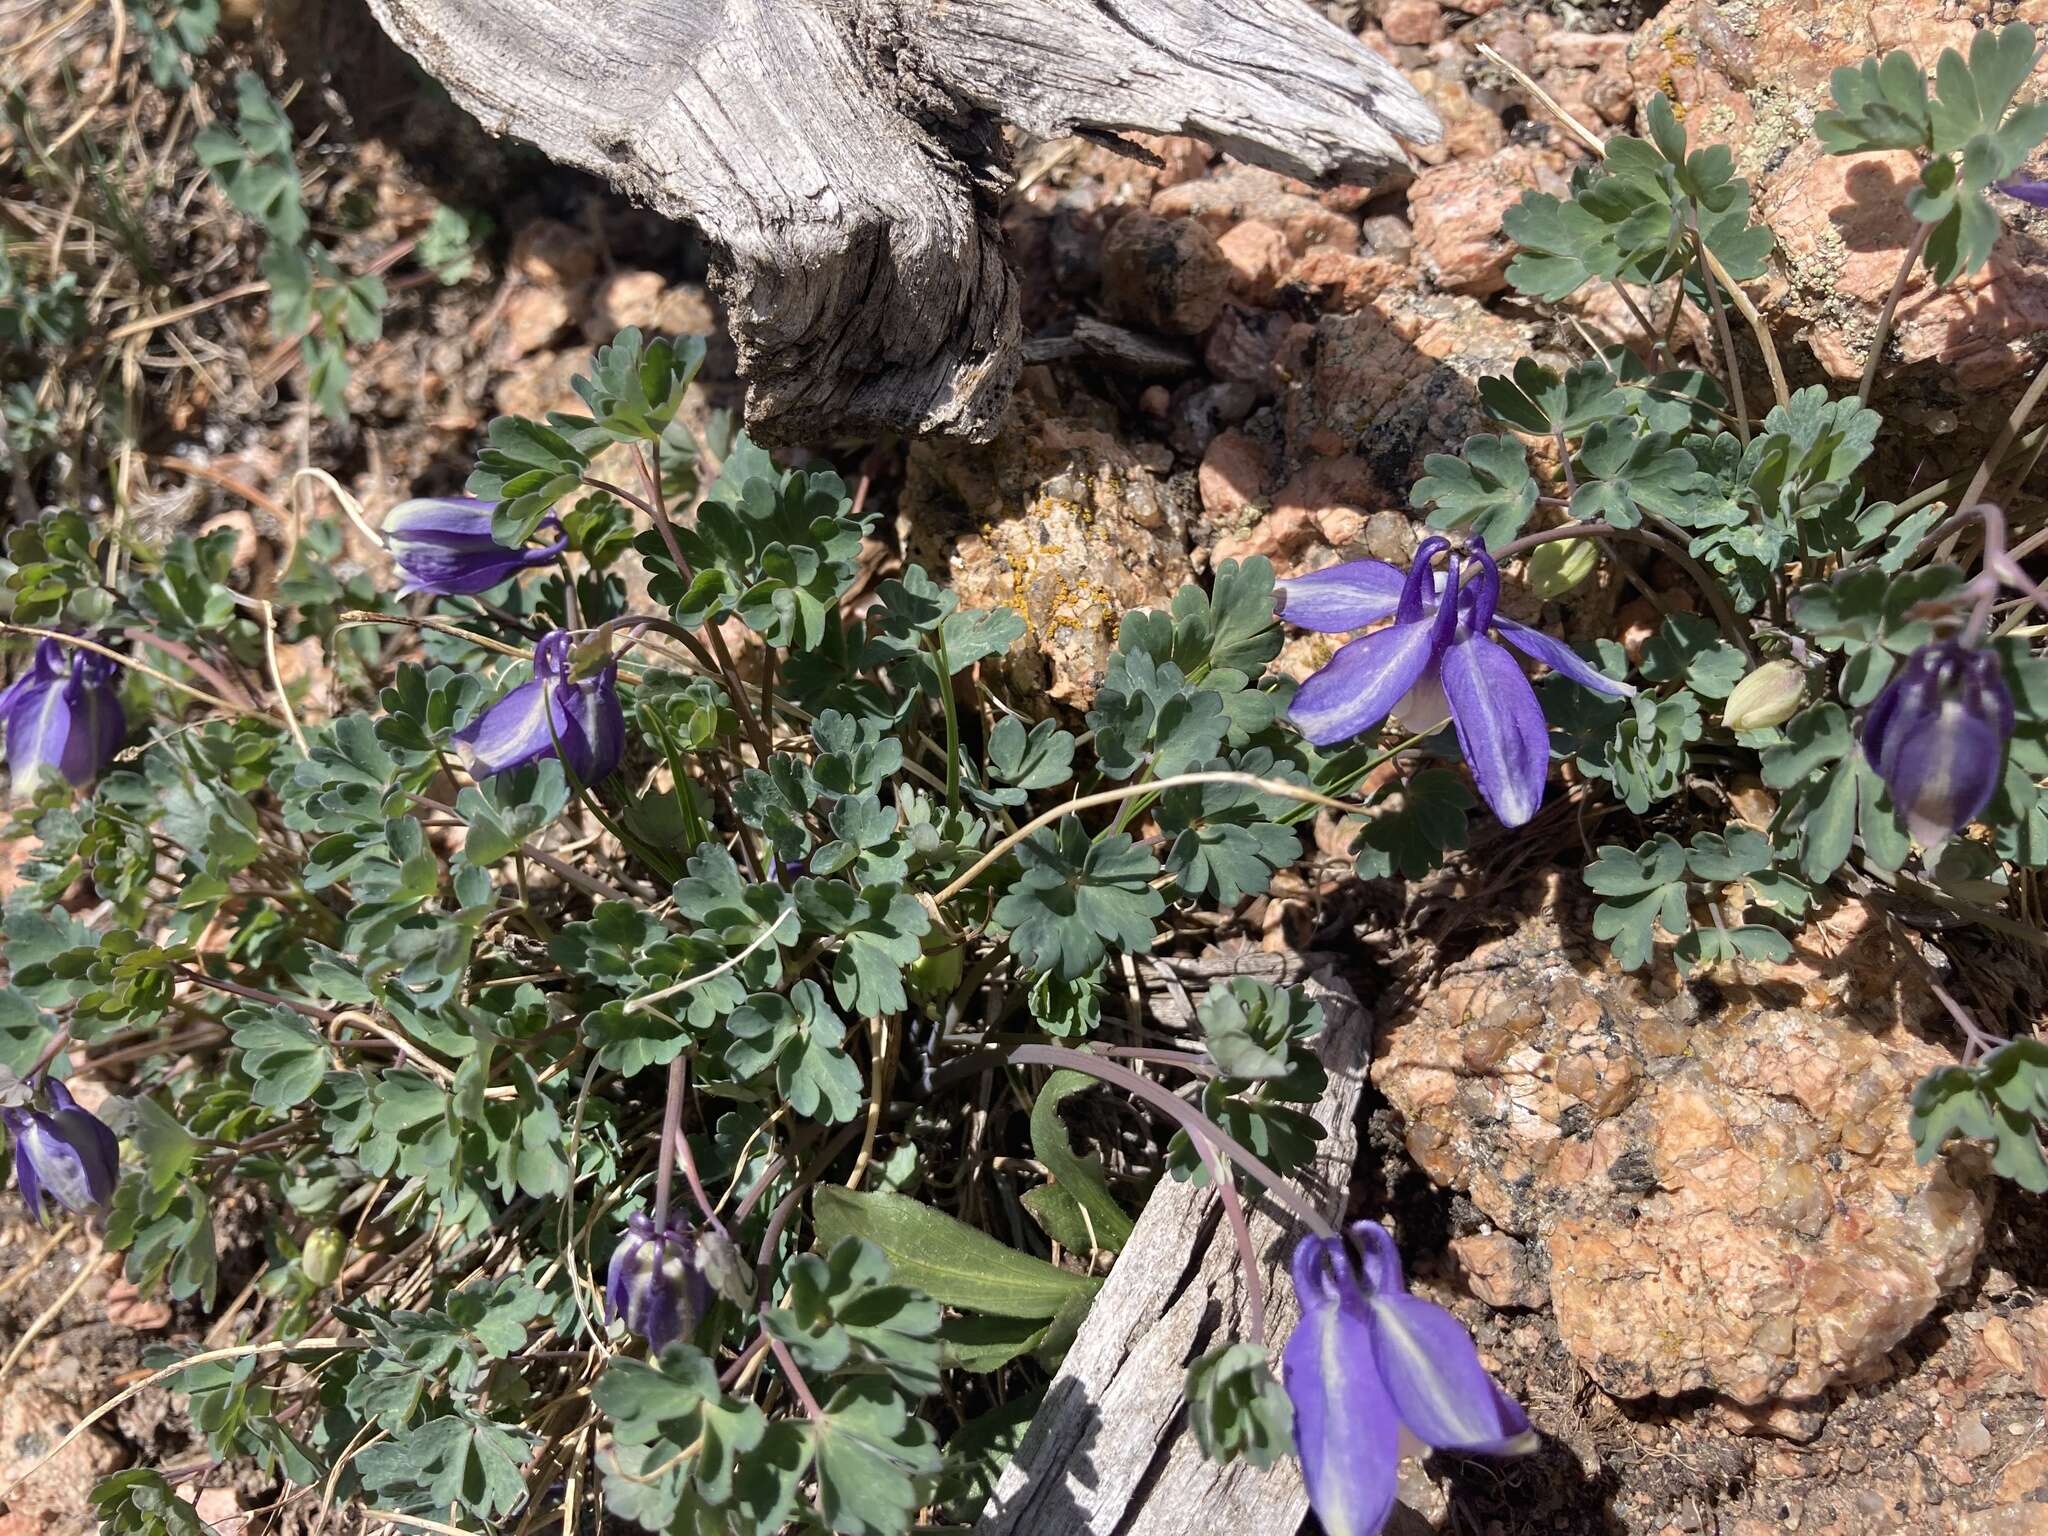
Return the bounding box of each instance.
[1860,640,2013,850]
[1721,660,1806,732]
[383,497,566,596]
[1523,539,1598,599]
[301,1226,347,1287]
[906,945,963,1006]
[0,638,124,792]
[4,1079,120,1224]
[605,1212,710,1353]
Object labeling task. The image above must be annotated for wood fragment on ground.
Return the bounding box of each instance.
[363,0,1438,444]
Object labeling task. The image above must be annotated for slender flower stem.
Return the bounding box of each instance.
[933,626,962,814]
[764,1333,825,1420]
[1689,212,1749,448]
[1942,364,2048,561]
[652,1057,686,1231]
[23,1025,74,1081]
[671,1116,727,1237]
[1008,1044,1335,1238]
[175,965,335,1023]
[1858,221,1931,408]
[1929,981,2010,1066]
[1492,520,1756,662]
[719,1330,771,1390]
[1608,280,1665,367]
[1892,422,2048,521]
[1192,1131,1267,1343]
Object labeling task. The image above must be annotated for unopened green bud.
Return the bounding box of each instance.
[906,945,963,1005]
[1524,538,1598,599]
[1722,660,1805,732]
[301,1226,346,1287]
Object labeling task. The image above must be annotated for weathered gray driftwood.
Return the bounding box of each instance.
[363,0,1439,443]
[974,957,1370,1536]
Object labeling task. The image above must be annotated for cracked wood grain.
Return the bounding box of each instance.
[974,957,1371,1536]
[363,0,1437,444]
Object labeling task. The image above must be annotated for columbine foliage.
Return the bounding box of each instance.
[4,310,1349,1533]
[6,26,2048,1536]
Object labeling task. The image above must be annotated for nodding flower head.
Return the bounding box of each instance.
[605,1211,710,1353]
[0,638,124,793]
[1994,177,2048,209]
[5,1078,121,1225]
[382,496,566,596]
[1282,1220,1536,1536]
[452,629,624,784]
[1860,639,2013,850]
[1275,541,1632,827]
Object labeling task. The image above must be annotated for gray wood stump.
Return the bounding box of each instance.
[363,0,1439,444]
[974,957,1370,1536]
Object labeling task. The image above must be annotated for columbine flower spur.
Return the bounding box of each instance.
[1860,638,2014,850]
[382,496,567,596]
[1283,1221,1536,1536]
[0,636,125,791]
[1276,538,1633,826]
[5,1078,121,1224]
[454,628,625,783]
[606,1211,711,1353]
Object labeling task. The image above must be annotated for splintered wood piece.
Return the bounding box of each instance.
[364,0,1438,443]
[974,957,1371,1536]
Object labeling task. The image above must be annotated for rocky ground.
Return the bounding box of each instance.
[3,0,2047,1531]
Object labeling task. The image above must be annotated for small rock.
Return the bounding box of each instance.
[1380,0,1447,46]
[1214,220,1293,306]
[1152,164,1360,253]
[1712,1399,1829,1441]
[508,217,598,290]
[494,349,587,421]
[1954,1411,1993,1460]
[0,1385,126,1527]
[1128,133,1213,188]
[1100,212,1231,335]
[191,1485,250,1536]
[1289,248,1413,313]
[494,283,574,363]
[1168,381,1258,458]
[1361,213,1417,264]
[1541,31,1630,71]
[1957,1458,2048,1536]
[1203,308,1310,389]
[1407,64,1506,165]
[1198,428,1278,523]
[582,270,719,344]
[1450,1231,1550,1310]
[1409,145,1569,296]
[104,1274,173,1330]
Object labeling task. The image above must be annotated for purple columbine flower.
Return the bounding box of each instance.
[1860,639,2013,850]
[1995,177,2048,209]
[606,1211,710,1353]
[453,629,624,783]
[0,638,125,791]
[5,1079,121,1224]
[383,496,567,596]
[1277,539,1633,827]
[1283,1221,1536,1536]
